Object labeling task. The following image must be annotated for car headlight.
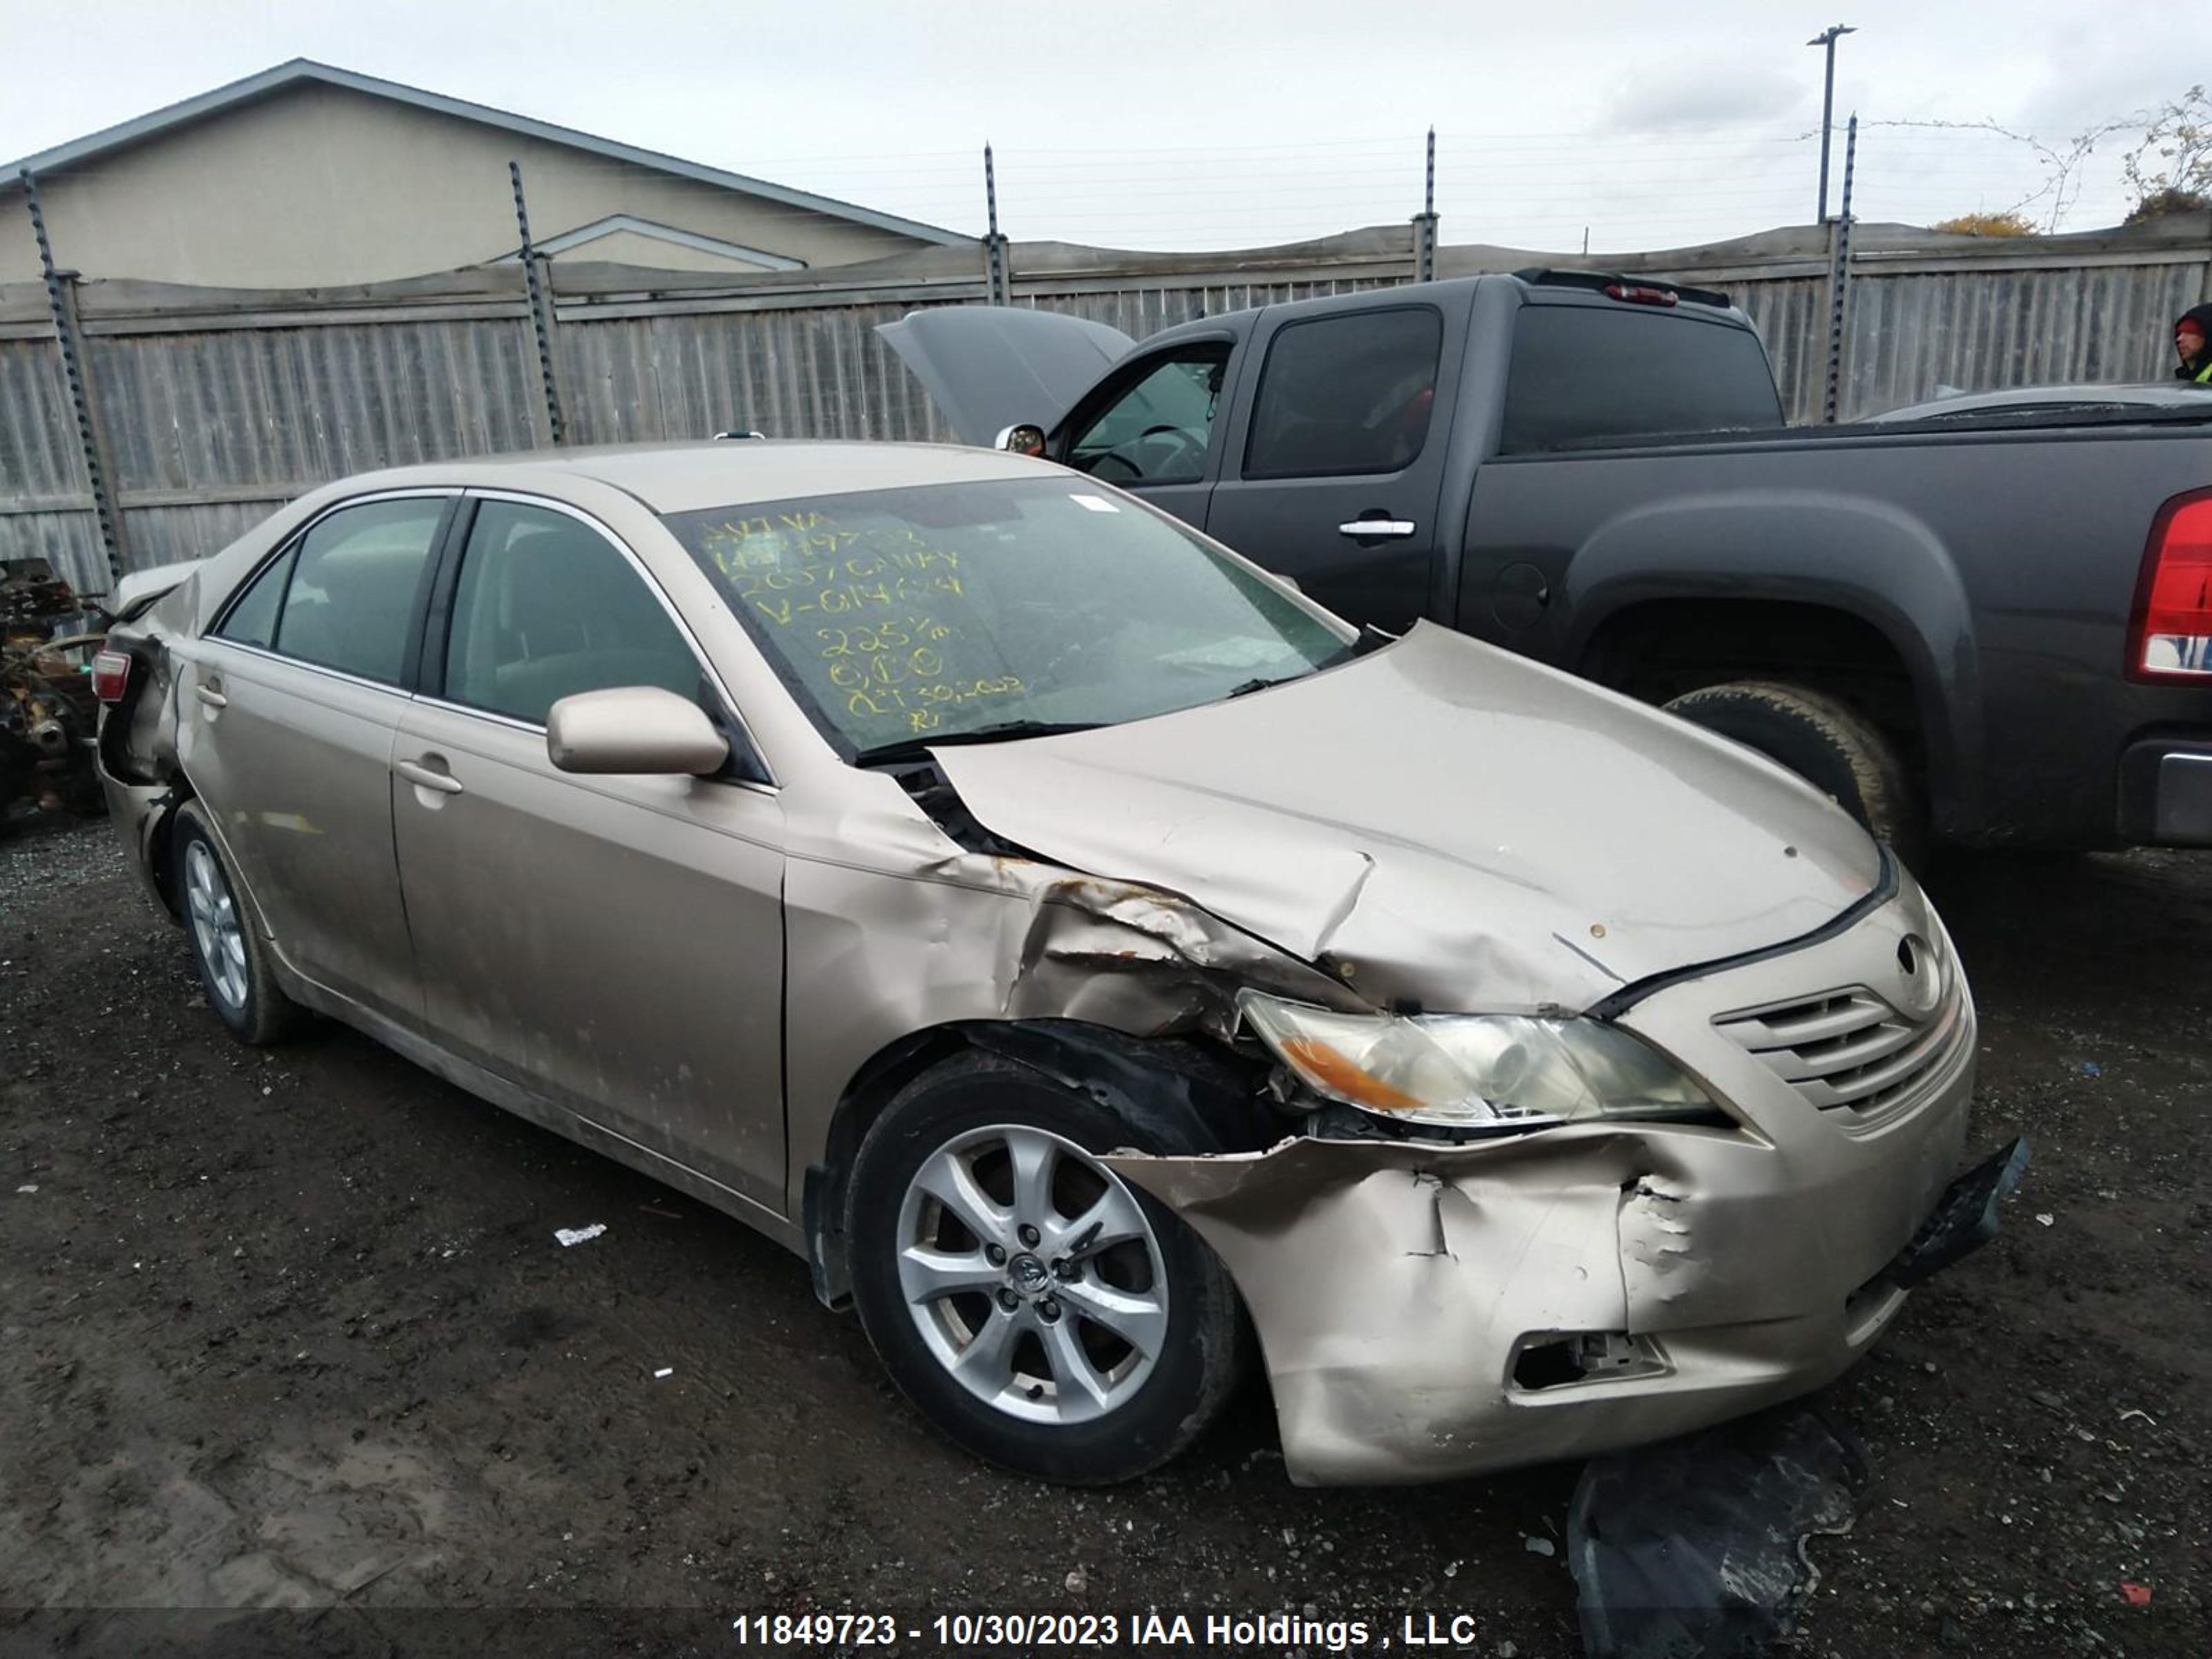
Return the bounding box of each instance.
[1237,991,1715,1129]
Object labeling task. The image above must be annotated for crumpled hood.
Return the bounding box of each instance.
[930,624,1882,1014]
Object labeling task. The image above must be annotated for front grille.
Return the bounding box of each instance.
[1713,928,1970,1123]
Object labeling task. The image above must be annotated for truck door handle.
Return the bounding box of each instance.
[194,684,228,709]
[395,758,465,796]
[1338,518,1418,540]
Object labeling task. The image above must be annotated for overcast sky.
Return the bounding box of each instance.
[1,0,2201,252]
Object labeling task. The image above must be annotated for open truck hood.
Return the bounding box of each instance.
[877,306,1134,445]
[930,624,1883,1014]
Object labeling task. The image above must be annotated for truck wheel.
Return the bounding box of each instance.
[173,799,303,1046]
[1663,680,1926,868]
[845,1051,1247,1485]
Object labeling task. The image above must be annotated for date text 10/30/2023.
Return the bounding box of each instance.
[729,1611,1494,1649]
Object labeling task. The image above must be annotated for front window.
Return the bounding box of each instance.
[440,500,706,727]
[1065,348,1228,485]
[662,478,1351,758]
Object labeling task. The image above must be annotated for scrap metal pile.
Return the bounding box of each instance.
[1,559,105,823]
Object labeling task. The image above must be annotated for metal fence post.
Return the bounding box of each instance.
[509,160,567,444]
[1821,115,1859,424]
[1410,128,1438,284]
[19,169,128,583]
[982,144,1012,306]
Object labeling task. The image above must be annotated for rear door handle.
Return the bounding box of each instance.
[194,684,228,709]
[395,758,465,796]
[1338,519,1417,540]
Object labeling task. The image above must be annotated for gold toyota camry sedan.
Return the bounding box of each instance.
[93,441,2020,1486]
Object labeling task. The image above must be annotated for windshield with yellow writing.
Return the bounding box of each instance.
[663,478,1351,758]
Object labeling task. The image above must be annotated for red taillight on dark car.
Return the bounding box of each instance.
[1604,282,1679,307]
[2130,492,2212,683]
[91,649,132,703]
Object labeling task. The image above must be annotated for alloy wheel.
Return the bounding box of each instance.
[894,1123,1169,1426]
[183,838,250,1013]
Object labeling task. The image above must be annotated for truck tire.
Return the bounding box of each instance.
[1663,680,1927,868]
[845,1050,1247,1485]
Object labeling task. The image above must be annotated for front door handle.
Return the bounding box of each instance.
[194,683,228,709]
[395,758,465,796]
[1338,518,1418,540]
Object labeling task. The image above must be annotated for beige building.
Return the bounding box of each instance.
[0,59,966,288]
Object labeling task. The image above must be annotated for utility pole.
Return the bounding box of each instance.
[1808,24,1856,223]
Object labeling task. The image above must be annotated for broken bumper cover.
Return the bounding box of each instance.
[1113,1119,2005,1485]
[1107,982,1991,1486]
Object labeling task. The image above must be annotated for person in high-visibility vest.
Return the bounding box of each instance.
[2176,305,2212,384]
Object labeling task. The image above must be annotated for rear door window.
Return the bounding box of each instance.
[1500,306,1785,453]
[270,498,448,684]
[441,500,706,728]
[1244,308,1443,479]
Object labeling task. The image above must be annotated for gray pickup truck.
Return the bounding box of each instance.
[883,272,2212,856]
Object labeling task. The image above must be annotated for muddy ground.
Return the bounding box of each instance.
[1,818,2206,1658]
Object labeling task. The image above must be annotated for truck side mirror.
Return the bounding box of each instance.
[994,423,1047,457]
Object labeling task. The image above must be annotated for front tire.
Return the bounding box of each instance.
[846,1051,1246,1484]
[173,800,301,1046]
[1664,679,1926,869]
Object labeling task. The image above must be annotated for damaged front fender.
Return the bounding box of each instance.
[781,778,1371,1224]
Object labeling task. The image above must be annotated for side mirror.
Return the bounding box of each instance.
[994,422,1048,457]
[545,686,729,776]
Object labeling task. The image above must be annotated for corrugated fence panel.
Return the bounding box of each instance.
[0,335,107,591]
[1718,277,1828,425]
[1838,263,2212,420]
[89,320,543,499]
[1030,276,1407,341]
[122,501,285,568]
[0,335,88,501]
[560,303,957,446]
[0,509,104,593]
[6,250,2210,573]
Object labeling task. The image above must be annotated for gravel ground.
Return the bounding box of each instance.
[0,818,2206,1658]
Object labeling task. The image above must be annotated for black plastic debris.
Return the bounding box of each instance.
[1568,1405,1870,1659]
[1888,1136,2030,1288]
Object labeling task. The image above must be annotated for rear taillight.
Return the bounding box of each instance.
[1604,282,1679,307]
[91,649,132,703]
[2131,492,2212,683]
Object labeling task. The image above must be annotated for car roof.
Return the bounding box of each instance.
[1871,382,2207,420]
[323,440,1047,514]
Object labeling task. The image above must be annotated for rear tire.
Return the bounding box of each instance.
[173,800,301,1046]
[1664,679,1926,870]
[846,1050,1246,1484]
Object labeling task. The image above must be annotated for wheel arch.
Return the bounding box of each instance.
[1555,494,1981,834]
[801,1018,1267,1310]
[1571,588,1963,836]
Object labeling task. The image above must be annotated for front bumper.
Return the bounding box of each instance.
[1109,883,1990,1486]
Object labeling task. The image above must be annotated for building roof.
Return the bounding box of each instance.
[1,58,969,249]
